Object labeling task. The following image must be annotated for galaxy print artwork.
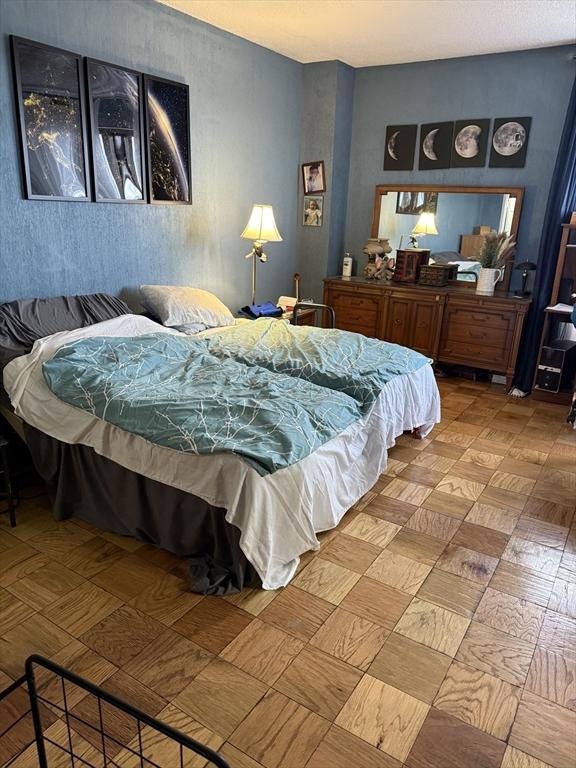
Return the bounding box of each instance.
[451,119,490,168]
[384,125,417,171]
[418,122,453,170]
[490,117,531,168]
[86,59,146,203]
[144,76,191,204]
[11,36,90,201]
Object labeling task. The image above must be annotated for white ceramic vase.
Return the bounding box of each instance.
[476,267,503,296]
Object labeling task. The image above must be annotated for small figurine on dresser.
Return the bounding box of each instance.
[363,238,394,280]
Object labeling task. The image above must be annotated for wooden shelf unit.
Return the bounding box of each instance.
[532,222,576,404]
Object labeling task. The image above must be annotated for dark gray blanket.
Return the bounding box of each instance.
[0,293,130,369]
[25,424,257,595]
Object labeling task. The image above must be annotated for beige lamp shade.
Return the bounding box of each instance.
[412,212,439,236]
[241,204,283,243]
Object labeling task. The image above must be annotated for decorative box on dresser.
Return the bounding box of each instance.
[323,277,530,387]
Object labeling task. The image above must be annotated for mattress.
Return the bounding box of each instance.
[3,314,441,589]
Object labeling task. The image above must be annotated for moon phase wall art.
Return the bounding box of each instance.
[86,59,146,203]
[451,119,490,168]
[144,76,191,204]
[489,117,531,168]
[384,124,418,171]
[419,122,454,170]
[11,36,91,201]
[384,116,532,171]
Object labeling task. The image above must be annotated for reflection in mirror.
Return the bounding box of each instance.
[372,185,524,293]
[377,191,517,283]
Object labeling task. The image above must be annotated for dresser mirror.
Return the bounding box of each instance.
[371,185,524,293]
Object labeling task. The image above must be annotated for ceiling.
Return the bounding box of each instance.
[156,0,576,68]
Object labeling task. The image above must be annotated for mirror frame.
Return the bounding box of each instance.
[371,184,524,293]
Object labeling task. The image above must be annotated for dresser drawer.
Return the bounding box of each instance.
[445,306,511,330]
[439,339,508,367]
[444,323,509,349]
[336,316,378,336]
[332,295,378,312]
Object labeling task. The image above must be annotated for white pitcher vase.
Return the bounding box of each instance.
[476,267,503,296]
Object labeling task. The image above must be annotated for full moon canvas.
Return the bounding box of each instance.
[384,124,417,171]
[489,117,531,168]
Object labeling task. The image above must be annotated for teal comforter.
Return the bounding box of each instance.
[206,319,429,410]
[42,333,361,475]
[42,321,430,475]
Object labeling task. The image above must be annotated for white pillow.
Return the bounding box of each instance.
[140,285,234,328]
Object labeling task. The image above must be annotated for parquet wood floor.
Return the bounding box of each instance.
[1,378,575,768]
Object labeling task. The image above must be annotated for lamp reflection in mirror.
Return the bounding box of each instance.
[241,204,283,305]
[410,211,438,247]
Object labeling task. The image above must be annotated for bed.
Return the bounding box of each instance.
[1,293,441,594]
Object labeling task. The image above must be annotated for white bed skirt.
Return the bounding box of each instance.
[4,315,441,589]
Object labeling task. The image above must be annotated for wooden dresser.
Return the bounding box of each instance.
[323,277,530,387]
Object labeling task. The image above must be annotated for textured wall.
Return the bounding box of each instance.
[296,60,354,301]
[344,46,575,289]
[0,0,302,308]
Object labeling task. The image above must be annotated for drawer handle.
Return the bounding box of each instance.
[349,314,361,321]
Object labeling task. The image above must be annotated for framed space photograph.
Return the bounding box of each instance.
[384,124,417,171]
[489,117,531,168]
[302,195,323,226]
[418,122,454,170]
[144,75,191,204]
[86,58,146,203]
[10,35,91,201]
[451,119,490,168]
[302,161,326,194]
[396,191,438,215]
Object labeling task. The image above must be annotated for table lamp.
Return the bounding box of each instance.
[241,204,282,305]
[410,211,438,248]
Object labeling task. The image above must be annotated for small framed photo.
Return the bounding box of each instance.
[302,161,325,194]
[489,117,531,168]
[302,195,323,226]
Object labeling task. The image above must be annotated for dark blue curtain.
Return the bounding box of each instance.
[514,77,576,392]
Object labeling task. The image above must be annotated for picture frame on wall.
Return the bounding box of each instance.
[86,58,146,203]
[10,35,91,201]
[144,75,192,204]
[418,121,454,170]
[302,195,323,226]
[302,161,326,194]
[489,117,531,168]
[451,118,490,168]
[384,124,417,171]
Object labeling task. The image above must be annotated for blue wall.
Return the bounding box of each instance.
[345,46,575,291]
[0,0,302,308]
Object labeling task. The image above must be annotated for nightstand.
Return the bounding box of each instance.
[0,433,16,527]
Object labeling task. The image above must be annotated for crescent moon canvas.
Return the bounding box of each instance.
[384,124,417,171]
[489,117,531,168]
[144,75,191,204]
[418,122,453,170]
[451,118,490,167]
